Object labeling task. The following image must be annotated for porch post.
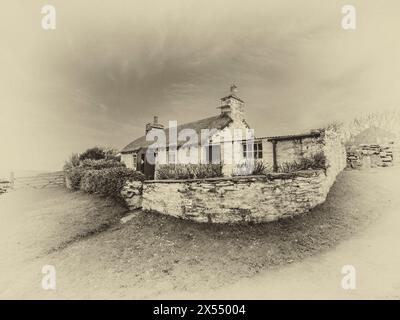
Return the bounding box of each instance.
[272,141,278,172]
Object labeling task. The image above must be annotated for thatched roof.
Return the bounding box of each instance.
[121,114,233,153]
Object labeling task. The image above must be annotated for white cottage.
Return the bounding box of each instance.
[121,85,258,178]
[121,85,322,179]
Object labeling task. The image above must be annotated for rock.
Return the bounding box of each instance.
[120,211,140,224]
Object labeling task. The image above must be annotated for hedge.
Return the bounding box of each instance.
[64,158,126,190]
[65,166,86,190]
[80,159,125,170]
[80,167,144,199]
[156,164,222,180]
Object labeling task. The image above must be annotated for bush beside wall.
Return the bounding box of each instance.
[80,167,144,200]
[63,151,144,202]
[233,160,272,176]
[278,151,327,173]
[80,159,125,170]
[156,164,223,180]
[65,160,124,190]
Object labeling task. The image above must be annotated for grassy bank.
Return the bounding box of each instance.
[1,168,395,298]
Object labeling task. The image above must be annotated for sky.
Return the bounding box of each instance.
[1,0,400,173]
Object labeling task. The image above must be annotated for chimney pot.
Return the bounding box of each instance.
[230,84,238,94]
[145,116,164,134]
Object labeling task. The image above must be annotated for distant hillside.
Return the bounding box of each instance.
[347,126,397,145]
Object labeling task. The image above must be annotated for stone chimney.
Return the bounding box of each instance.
[145,116,164,134]
[218,84,245,122]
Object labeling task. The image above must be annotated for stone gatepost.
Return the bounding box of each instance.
[121,180,143,210]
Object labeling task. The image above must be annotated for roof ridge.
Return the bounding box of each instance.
[121,113,233,153]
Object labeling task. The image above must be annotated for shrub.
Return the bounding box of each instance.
[103,148,121,162]
[63,153,80,171]
[278,161,301,173]
[79,147,107,161]
[64,156,127,190]
[324,121,343,133]
[252,161,271,175]
[233,160,272,176]
[65,166,86,190]
[278,152,327,173]
[156,164,223,180]
[80,159,125,170]
[78,146,120,162]
[80,167,144,199]
[311,151,327,169]
[194,164,223,179]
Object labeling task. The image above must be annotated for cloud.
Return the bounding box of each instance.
[1,0,400,171]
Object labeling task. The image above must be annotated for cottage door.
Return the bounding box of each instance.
[139,153,145,174]
[144,154,156,180]
[207,145,221,164]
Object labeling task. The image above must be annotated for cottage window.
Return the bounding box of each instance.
[243,141,263,159]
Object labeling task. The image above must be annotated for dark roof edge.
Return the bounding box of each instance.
[121,130,323,153]
[266,131,322,142]
[121,149,141,154]
[220,94,244,103]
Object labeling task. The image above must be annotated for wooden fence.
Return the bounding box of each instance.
[11,171,65,190]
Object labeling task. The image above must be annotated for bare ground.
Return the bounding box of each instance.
[0,168,399,299]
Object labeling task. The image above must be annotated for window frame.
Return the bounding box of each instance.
[243,140,263,159]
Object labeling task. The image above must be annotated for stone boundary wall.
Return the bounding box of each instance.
[121,128,346,223]
[141,171,326,223]
[347,143,394,169]
[321,128,347,190]
[121,180,143,210]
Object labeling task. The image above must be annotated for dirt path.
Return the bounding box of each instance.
[165,168,400,299]
[210,206,400,300]
[164,206,400,299]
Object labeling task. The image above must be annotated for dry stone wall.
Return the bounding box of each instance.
[120,180,143,210]
[347,143,394,169]
[141,171,328,223]
[321,128,347,190]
